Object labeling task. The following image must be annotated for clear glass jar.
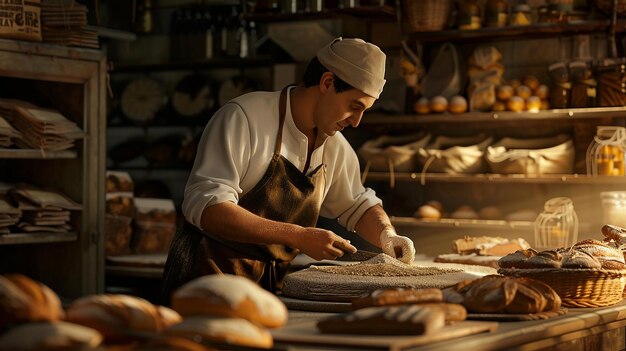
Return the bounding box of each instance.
[586,126,626,176]
[601,191,626,228]
[534,197,579,250]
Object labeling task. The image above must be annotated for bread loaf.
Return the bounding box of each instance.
[351,288,443,310]
[497,249,537,268]
[0,274,63,326]
[573,239,626,270]
[132,336,216,351]
[164,317,273,349]
[526,250,562,268]
[0,321,102,351]
[171,274,288,328]
[317,305,446,335]
[560,250,602,269]
[65,294,182,343]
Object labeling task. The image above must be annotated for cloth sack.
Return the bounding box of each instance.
[417,135,493,183]
[486,134,575,175]
[359,133,430,188]
[421,42,464,99]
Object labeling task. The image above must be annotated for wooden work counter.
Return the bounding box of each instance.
[274,301,626,351]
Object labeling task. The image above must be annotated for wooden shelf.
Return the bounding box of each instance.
[365,172,626,184]
[244,5,396,22]
[105,265,164,278]
[0,149,77,159]
[0,232,77,245]
[409,20,618,44]
[363,106,626,125]
[391,216,533,230]
[113,56,273,73]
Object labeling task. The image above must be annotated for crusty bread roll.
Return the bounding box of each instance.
[492,101,506,112]
[351,288,442,310]
[448,95,468,114]
[497,249,537,268]
[65,294,182,343]
[412,303,468,321]
[573,239,626,270]
[478,206,503,220]
[496,85,514,101]
[560,250,601,269]
[451,206,479,219]
[0,321,102,351]
[522,75,540,91]
[0,274,63,325]
[534,84,550,100]
[526,96,541,112]
[171,274,288,328]
[429,96,448,113]
[317,305,445,335]
[526,250,562,268]
[164,317,273,349]
[425,200,444,212]
[507,96,525,112]
[414,97,430,114]
[415,205,441,220]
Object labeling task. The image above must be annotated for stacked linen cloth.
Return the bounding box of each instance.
[11,105,85,151]
[10,185,82,233]
[0,194,21,234]
[41,0,99,49]
[0,116,21,148]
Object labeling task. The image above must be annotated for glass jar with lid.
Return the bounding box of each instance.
[534,197,578,250]
[586,126,626,176]
[600,191,626,228]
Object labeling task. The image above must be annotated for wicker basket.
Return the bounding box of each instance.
[499,268,626,307]
[404,0,452,32]
[595,0,626,15]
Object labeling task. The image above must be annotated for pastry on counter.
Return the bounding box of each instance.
[0,321,102,351]
[317,305,446,335]
[435,236,531,268]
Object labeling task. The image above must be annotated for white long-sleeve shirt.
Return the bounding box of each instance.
[182,88,382,232]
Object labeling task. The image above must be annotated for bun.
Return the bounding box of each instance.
[507,96,525,112]
[171,274,288,328]
[478,206,502,220]
[515,85,532,99]
[351,288,442,310]
[414,97,430,114]
[496,85,514,101]
[492,101,506,112]
[526,96,541,112]
[317,305,446,335]
[415,205,441,220]
[0,274,63,325]
[429,96,448,113]
[0,321,102,351]
[448,95,468,114]
[165,317,273,349]
[451,206,479,219]
[534,84,550,100]
[508,79,521,88]
[522,75,540,91]
[65,294,181,343]
[425,200,444,212]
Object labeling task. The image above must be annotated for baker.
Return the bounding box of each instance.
[161,37,415,298]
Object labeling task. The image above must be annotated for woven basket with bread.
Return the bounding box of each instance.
[498,240,626,307]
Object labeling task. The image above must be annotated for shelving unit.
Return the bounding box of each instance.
[0,39,106,299]
[390,216,533,230]
[243,5,396,23]
[365,172,626,184]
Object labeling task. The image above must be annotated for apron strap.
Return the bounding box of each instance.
[275,86,291,155]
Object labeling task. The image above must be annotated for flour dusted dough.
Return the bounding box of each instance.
[282,254,496,302]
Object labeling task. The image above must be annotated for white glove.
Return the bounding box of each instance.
[380,228,415,264]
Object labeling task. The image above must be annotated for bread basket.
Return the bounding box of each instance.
[498,268,626,307]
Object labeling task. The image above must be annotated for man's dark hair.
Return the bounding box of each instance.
[302,56,354,93]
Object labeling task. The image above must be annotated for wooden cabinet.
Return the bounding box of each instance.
[0,39,106,299]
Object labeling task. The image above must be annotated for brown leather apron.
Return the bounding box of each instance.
[162,86,326,300]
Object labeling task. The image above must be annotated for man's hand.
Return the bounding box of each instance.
[380,228,415,264]
[296,227,357,261]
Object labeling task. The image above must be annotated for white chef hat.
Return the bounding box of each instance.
[316,37,386,99]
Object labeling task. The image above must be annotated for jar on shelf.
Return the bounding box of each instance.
[484,0,508,28]
[586,126,626,176]
[510,4,532,26]
[601,191,626,228]
[457,0,481,30]
[534,197,579,250]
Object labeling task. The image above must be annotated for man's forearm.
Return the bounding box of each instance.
[354,204,394,248]
[200,202,301,247]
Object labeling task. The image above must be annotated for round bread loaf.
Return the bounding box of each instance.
[516,277,561,312]
[414,97,430,114]
[0,321,102,351]
[478,206,502,220]
[65,294,182,343]
[451,206,479,220]
[0,274,63,325]
[164,317,273,349]
[497,249,537,268]
[448,95,468,114]
[429,96,448,113]
[560,250,602,269]
[507,96,525,112]
[171,274,288,328]
[573,239,626,270]
[496,85,514,101]
[415,205,441,220]
[526,250,562,268]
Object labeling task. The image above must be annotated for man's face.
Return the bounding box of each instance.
[313,75,376,137]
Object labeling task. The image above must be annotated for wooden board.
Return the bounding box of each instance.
[271,320,498,351]
[467,307,568,321]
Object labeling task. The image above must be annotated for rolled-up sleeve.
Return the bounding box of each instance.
[320,136,382,232]
[182,103,251,228]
